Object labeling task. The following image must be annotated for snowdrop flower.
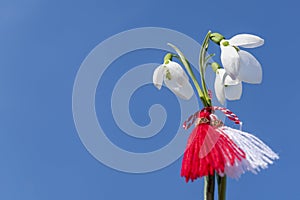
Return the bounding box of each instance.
[220,34,263,82]
[153,61,194,100]
[214,68,242,105]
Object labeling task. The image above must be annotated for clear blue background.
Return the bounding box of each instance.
[0,0,297,199]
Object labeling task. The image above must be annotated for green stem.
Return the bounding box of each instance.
[200,31,218,200]
[204,174,215,200]
[217,175,227,200]
[199,31,212,106]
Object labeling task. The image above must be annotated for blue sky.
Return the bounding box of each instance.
[0,0,299,199]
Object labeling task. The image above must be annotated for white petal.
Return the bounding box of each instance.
[164,76,194,100]
[238,50,262,84]
[167,61,190,88]
[167,61,189,81]
[214,69,226,105]
[152,65,165,89]
[229,34,264,48]
[220,42,240,80]
[164,63,194,100]
[224,73,240,86]
[224,82,242,100]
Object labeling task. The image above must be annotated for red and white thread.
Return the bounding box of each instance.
[183,106,242,130]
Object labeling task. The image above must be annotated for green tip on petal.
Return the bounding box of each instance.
[165,69,172,80]
[210,32,225,45]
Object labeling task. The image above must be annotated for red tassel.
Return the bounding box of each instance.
[181,109,246,182]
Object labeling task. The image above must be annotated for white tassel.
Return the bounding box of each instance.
[220,126,279,178]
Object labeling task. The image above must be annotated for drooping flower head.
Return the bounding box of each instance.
[220,34,264,81]
[210,33,264,105]
[153,60,194,100]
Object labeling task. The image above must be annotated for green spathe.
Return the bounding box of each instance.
[210,32,225,45]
